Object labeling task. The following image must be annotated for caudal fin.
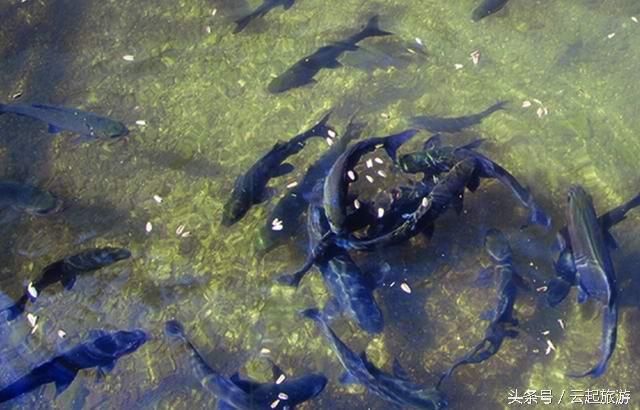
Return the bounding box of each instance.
[383,129,419,161]
[483,100,508,115]
[568,305,617,378]
[308,111,335,139]
[300,308,323,322]
[165,320,186,339]
[361,15,393,38]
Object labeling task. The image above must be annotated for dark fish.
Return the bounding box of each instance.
[437,229,519,387]
[0,329,146,403]
[234,0,295,33]
[268,16,392,93]
[0,181,62,216]
[399,135,550,227]
[0,103,128,142]
[324,129,418,235]
[336,157,477,251]
[257,117,365,254]
[472,0,510,21]
[1,247,131,321]
[301,309,447,409]
[410,101,507,133]
[222,112,335,226]
[564,185,618,378]
[165,320,327,409]
[305,204,384,334]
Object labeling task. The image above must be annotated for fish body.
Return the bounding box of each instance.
[1,247,131,321]
[410,101,506,133]
[0,181,62,216]
[257,118,365,253]
[0,103,128,141]
[399,137,550,227]
[165,320,327,409]
[268,16,392,93]
[302,309,447,409]
[565,186,618,378]
[324,129,418,235]
[307,204,384,334]
[222,112,334,226]
[0,329,146,403]
[438,229,519,387]
[234,0,295,33]
[472,0,509,21]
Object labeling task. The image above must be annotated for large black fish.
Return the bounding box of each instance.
[437,229,519,387]
[0,329,146,403]
[257,117,365,254]
[410,101,506,133]
[1,247,131,321]
[222,112,335,226]
[472,0,510,21]
[563,186,618,378]
[547,192,640,307]
[165,320,327,409]
[0,181,62,216]
[268,16,392,93]
[303,204,384,333]
[302,309,447,409]
[399,135,550,227]
[234,0,295,33]
[324,129,418,235]
[0,103,129,142]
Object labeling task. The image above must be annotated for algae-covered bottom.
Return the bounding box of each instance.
[1,0,640,409]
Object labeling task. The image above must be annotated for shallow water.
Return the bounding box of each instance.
[1,0,640,409]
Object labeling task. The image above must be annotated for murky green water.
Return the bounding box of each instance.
[1,0,640,409]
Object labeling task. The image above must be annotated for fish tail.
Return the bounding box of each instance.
[624,191,640,211]
[484,100,509,115]
[546,278,571,307]
[568,304,618,378]
[361,15,393,38]
[383,129,419,161]
[527,197,551,228]
[233,14,256,33]
[1,295,29,321]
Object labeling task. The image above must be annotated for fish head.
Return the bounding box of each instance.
[484,228,512,262]
[26,190,64,216]
[100,247,133,262]
[92,117,129,140]
[92,329,147,357]
[222,196,249,226]
[414,388,448,409]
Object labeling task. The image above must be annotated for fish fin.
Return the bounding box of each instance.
[525,191,551,228]
[272,163,295,178]
[423,134,442,150]
[2,295,29,321]
[70,134,98,145]
[392,358,411,381]
[322,297,341,321]
[60,273,77,290]
[359,351,377,372]
[603,230,619,250]
[383,129,419,161]
[300,307,323,322]
[460,138,485,151]
[324,59,343,69]
[339,371,359,385]
[89,329,109,339]
[576,286,589,304]
[479,309,494,321]
[48,124,63,134]
[361,15,393,38]
[230,372,242,384]
[233,14,255,34]
[546,278,571,307]
[473,267,495,288]
[276,269,307,287]
[55,373,76,396]
[268,360,287,382]
[466,172,481,192]
[309,110,334,138]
